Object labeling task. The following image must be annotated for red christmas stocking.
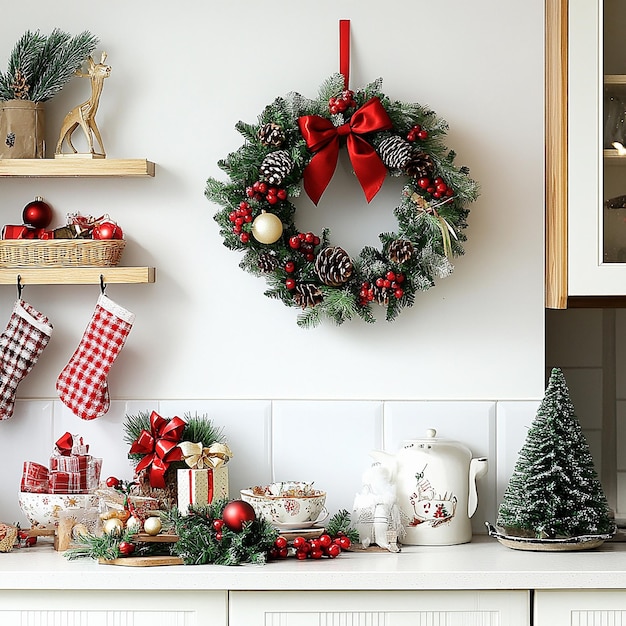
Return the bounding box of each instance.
[0,300,53,420]
[56,294,134,420]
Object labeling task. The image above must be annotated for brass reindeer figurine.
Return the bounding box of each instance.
[55,52,111,157]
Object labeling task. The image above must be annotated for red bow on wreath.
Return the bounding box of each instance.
[129,411,185,488]
[298,96,393,205]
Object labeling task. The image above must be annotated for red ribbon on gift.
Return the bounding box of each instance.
[298,97,393,205]
[129,411,185,488]
[55,432,74,456]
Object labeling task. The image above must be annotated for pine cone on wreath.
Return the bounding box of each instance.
[293,284,323,309]
[258,122,286,147]
[388,239,415,264]
[371,284,390,305]
[314,246,354,287]
[405,151,436,179]
[259,150,294,186]
[257,252,279,273]
[378,135,413,170]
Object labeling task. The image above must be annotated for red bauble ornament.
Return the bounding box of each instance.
[105,476,120,488]
[118,541,136,555]
[22,196,52,229]
[93,221,123,240]
[221,500,256,532]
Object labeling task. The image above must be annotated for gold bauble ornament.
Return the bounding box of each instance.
[126,515,142,532]
[103,517,124,534]
[143,516,162,536]
[251,211,283,244]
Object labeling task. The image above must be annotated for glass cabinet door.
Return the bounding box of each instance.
[603,0,626,263]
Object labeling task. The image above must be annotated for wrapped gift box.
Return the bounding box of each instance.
[20,461,49,493]
[177,467,229,514]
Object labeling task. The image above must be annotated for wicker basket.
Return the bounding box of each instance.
[0,239,126,268]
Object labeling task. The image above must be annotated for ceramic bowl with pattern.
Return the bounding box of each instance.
[18,492,100,529]
[240,483,327,526]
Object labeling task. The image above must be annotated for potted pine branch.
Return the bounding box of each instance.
[0,28,98,158]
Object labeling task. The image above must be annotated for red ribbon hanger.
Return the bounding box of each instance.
[298,19,392,205]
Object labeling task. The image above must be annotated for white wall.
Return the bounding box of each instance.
[0,1,546,527]
[0,0,545,401]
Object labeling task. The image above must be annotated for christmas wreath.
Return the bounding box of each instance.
[206,73,478,328]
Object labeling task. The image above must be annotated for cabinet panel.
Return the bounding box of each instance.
[230,590,530,626]
[535,590,626,626]
[0,589,227,626]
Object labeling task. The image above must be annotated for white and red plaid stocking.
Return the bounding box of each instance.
[0,300,53,420]
[56,294,134,420]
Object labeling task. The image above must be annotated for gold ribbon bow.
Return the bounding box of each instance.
[410,192,458,259]
[178,441,233,470]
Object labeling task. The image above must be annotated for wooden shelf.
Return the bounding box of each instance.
[0,266,155,285]
[0,158,155,177]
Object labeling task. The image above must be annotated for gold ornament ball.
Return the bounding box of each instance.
[126,515,142,532]
[143,516,162,536]
[103,517,124,534]
[251,211,283,244]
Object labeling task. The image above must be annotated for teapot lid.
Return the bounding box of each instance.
[401,429,471,452]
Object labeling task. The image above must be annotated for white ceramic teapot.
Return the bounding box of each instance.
[371,429,488,545]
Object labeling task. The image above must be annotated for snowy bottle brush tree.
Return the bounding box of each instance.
[497,368,613,538]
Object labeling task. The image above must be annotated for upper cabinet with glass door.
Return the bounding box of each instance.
[546,0,626,307]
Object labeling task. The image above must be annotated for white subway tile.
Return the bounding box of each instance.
[272,401,384,517]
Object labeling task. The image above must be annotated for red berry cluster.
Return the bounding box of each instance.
[284,260,296,290]
[288,231,320,262]
[359,271,405,305]
[416,176,454,200]
[329,90,357,115]
[228,201,253,243]
[268,533,351,560]
[212,518,225,541]
[246,180,288,205]
[407,124,429,142]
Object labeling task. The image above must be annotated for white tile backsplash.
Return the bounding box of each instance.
[272,400,384,517]
[2,398,541,534]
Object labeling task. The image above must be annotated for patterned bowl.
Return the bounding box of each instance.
[18,492,100,529]
[240,484,327,526]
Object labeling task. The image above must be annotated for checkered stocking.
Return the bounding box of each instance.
[0,300,53,420]
[56,294,134,420]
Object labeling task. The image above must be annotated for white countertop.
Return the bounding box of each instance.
[2,535,626,591]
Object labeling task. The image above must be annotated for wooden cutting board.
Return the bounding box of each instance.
[98,555,184,567]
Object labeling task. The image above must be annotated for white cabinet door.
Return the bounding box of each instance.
[567,0,626,296]
[535,590,626,626]
[230,590,530,626]
[0,589,227,625]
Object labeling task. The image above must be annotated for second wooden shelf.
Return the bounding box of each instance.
[0,267,155,285]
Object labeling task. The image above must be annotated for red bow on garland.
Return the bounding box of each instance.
[297,96,393,205]
[129,411,185,488]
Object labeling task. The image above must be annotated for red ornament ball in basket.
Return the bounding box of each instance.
[92,220,123,240]
[22,197,53,229]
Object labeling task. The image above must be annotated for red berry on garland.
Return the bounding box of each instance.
[285,261,295,273]
[285,278,296,290]
[105,476,120,488]
[222,500,256,532]
[318,534,332,548]
[310,548,323,559]
[292,536,307,550]
[93,220,123,240]
[289,236,301,250]
[22,196,53,229]
[295,550,308,560]
[240,232,250,243]
[275,536,288,550]
[326,543,341,558]
[118,541,135,556]
[417,177,430,190]
[338,535,352,550]
[212,519,224,532]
